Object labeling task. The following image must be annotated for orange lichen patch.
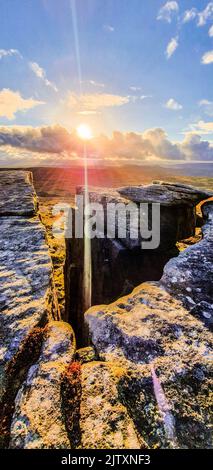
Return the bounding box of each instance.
[61,362,82,448]
[177,227,202,252]
[6,326,47,377]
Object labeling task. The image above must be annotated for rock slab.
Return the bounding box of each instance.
[0,171,37,216]
[0,171,65,449]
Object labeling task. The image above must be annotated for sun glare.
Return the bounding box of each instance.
[77,124,93,140]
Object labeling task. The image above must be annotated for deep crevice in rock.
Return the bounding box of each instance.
[64,184,210,347]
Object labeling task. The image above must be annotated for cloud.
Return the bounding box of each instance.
[182,8,197,24]
[129,86,142,92]
[88,80,105,88]
[157,1,179,23]
[0,125,182,162]
[0,48,23,60]
[180,5,213,65]
[201,50,213,64]
[0,124,212,165]
[66,92,130,112]
[182,3,213,27]
[165,98,183,110]
[166,36,179,59]
[199,99,213,117]
[142,128,183,160]
[197,2,213,26]
[77,110,100,115]
[103,24,114,32]
[0,51,58,91]
[0,125,79,153]
[29,62,58,92]
[0,89,45,120]
[140,95,153,100]
[182,133,213,161]
[189,120,213,135]
[209,24,213,36]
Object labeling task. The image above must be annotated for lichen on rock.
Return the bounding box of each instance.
[9,321,75,449]
[0,199,59,407]
[0,171,67,448]
[79,361,143,449]
[84,198,213,448]
[161,201,213,328]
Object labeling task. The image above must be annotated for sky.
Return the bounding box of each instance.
[0,0,212,166]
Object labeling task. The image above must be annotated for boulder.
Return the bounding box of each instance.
[85,283,213,448]
[85,282,212,364]
[118,181,212,206]
[161,202,213,328]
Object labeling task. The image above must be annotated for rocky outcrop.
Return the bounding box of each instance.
[0,171,75,449]
[1,172,212,449]
[65,182,212,344]
[84,200,213,448]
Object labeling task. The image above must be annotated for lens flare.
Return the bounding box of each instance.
[77,124,93,140]
[83,140,92,314]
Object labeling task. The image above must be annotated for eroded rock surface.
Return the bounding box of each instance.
[85,283,213,448]
[0,171,67,448]
[79,362,142,449]
[85,283,212,363]
[118,181,212,206]
[118,356,212,449]
[0,212,58,402]
[9,321,75,449]
[161,202,213,328]
[0,171,37,216]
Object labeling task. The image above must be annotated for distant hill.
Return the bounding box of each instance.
[1,164,212,197]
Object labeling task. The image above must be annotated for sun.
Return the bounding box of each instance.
[77,124,93,140]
